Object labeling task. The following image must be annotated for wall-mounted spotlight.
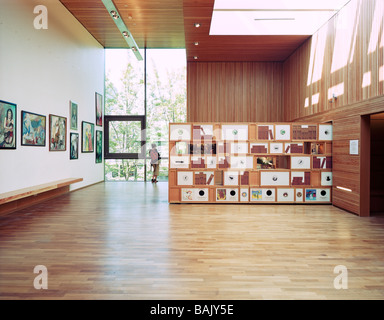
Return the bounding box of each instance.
[194,42,199,46]
[194,23,201,28]
[193,56,198,60]
[102,0,143,61]
[329,93,338,103]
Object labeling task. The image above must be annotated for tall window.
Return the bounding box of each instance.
[104,49,186,181]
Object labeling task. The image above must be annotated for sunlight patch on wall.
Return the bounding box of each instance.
[307,27,328,85]
[304,97,309,108]
[362,71,371,88]
[328,82,344,99]
[379,66,384,82]
[331,0,360,73]
[367,0,384,54]
[312,93,320,105]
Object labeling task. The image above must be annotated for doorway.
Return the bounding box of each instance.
[370,112,384,215]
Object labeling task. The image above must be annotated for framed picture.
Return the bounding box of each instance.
[70,101,78,130]
[21,111,46,146]
[0,100,17,149]
[70,132,79,160]
[49,114,67,151]
[96,130,103,163]
[95,92,103,127]
[82,121,94,153]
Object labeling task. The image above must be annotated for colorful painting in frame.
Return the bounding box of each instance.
[0,100,16,149]
[49,114,67,151]
[70,132,79,160]
[95,92,103,127]
[70,101,78,130]
[21,111,46,146]
[96,130,102,163]
[82,121,94,153]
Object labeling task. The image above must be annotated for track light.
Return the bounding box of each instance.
[110,10,119,19]
[102,0,143,61]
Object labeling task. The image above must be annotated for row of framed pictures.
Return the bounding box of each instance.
[0,98,103,163]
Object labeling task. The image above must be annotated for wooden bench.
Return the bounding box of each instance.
[0,178,83,216]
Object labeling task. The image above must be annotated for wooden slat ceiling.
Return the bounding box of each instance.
[59,0,310,62]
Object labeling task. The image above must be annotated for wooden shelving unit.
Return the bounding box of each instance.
[168,122,333,204]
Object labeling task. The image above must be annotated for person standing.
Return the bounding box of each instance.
[149,143,160,183]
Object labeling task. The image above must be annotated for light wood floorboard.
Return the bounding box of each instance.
[0,182,383,300]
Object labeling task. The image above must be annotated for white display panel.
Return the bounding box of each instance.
[170,124,191,141]
[277,188,295,202]
[230,142,248,154]
[206,156,217,169]
[295,188,304,202]
[318,124,333,141]
[230,156,253,169]
[321,172,333,186]
[260,171,290,186]
[305,188,331,202]
[250,188,276,202]
[222,125,248,141]
[170,156,189,169]
[270,143,284,154]
[291,156,311,169]
[240,188,249,202]
[193,124,214,139]
[181,188,209,202]
[216,188,239,202]
[275,124,291,140]
[177,171,193,186]
[224,171,239,185]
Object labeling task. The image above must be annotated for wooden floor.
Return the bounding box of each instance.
[0,182,384,300]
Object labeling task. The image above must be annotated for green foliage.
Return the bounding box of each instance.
[105,51,186,181]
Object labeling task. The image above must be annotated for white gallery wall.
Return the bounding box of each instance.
[0,0,105,193]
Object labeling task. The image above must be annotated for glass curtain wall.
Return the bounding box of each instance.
[104,48,186,182]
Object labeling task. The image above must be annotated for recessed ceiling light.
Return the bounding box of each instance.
[194,23,201,28]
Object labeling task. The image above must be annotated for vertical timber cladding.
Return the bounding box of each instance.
[168,122,333,204]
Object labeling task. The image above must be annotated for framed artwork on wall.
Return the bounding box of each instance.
[95,92,103,127]
[96,130,102,163]
[21,111,46,147]
[0,100,17,149]
[82,121,94,153]
[70,132,79,160]
[49,114,67,151]
[70,101,78,130]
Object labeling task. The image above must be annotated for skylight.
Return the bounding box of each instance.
[210,0,352,36]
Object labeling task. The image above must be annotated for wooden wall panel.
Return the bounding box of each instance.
[283,0,384,216]
[284,0,384,121]
[187,62,283,122]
